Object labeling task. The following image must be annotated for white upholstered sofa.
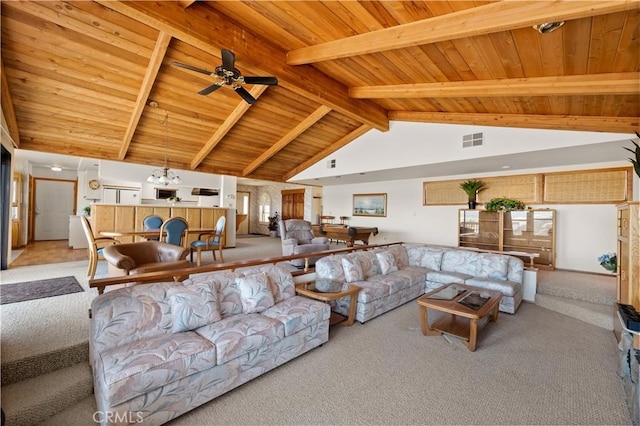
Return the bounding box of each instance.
[315,244,524,323]
[90,264,330,425]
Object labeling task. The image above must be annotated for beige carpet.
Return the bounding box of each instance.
[44,302,631,425]
[161,302,629,425]
[3,238,630,425]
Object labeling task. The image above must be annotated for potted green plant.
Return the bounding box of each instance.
[268,212,280,237]
[459,179,486,209]
[485,197,526,211]
[83,206,91,216]
[623,131,640,178]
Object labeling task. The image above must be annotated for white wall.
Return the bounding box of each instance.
[295,122,633,180]
[98,160,231,203]
[321,172,629,274]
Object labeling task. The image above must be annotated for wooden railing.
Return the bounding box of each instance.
[89,242,404,295]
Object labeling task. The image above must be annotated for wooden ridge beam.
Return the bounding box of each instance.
[0,58,21,147]
[243,105,332,176]
[350,73,640,98]
[282,124,372,182]
[96,0,389,132]
[118,32,172,160]
[190,85,268,170]
[287,1,638,65]
[389,111,639,134]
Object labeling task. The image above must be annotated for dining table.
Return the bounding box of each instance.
[99,228,217,239]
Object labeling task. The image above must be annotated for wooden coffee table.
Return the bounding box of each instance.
[416,284,503,352]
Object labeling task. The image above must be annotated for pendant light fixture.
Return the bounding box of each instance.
[147,102,182,186]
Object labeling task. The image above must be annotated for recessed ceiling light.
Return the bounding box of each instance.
[51,166,62,172]
[501,165,511,169]
[533,21,565,34]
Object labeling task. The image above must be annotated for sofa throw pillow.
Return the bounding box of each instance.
[341,257,364,283]
[420,248,444,271]
[237,272,275,314]
[376,251,398,275]
[477,253,509,280]
[169,284,221,333]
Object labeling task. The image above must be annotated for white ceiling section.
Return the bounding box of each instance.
[289,123,636,186]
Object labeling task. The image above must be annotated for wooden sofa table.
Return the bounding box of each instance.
[416,284,502,352]
[295,281,360,326]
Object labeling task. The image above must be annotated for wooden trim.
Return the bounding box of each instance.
[390,111,639,134]
[351,73,640,98]
[118,32,172,160]
[89,241,404,294]
[286,1,636,64]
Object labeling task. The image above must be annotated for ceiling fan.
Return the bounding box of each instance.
[173,49,278,104]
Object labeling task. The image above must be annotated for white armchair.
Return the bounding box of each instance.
[279,219,330,268]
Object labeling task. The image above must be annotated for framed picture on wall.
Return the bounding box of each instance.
[353,193,387,217]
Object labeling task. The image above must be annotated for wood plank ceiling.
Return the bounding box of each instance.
[1,1,638,183]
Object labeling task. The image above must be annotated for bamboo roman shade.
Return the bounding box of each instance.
[423,167,631,206]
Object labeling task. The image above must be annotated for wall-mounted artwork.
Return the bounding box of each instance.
[353,193,387,217]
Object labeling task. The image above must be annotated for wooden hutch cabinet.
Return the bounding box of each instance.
[458,209,556,269]
[617,202,640,309]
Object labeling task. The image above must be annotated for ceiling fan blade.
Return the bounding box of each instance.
[243,76,278,85]
[221,49,235,71]
[172,62,212,76]
[198,83,223,96]
[234,86,256,104]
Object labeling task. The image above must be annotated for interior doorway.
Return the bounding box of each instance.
[1,145,11,270]
[237,191,250,234]
[33,178,76,240]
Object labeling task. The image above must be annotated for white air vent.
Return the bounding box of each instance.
[462,132,484,148]
[327,159,336,169]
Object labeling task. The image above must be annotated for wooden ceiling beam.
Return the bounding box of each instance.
[96,0,389,132]
[190,85,268,170]
[118,32,172,160]
[389,111,639,134]
[282,124,372,182]
[287,1,638,65]
[177,1,196,8]
[0,58,20,147]
[350,72,640,98]
[243,105,332,176]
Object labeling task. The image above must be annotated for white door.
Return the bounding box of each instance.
[35,180,75,240]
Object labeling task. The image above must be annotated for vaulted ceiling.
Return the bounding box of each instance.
[1,1,638,183]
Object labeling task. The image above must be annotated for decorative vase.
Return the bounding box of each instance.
[468,200,477,209]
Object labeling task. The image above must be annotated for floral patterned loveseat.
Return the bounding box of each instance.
[90,264,330,425]
[315,244,524,324]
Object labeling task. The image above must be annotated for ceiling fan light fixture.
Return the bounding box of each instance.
[533,21,565,34]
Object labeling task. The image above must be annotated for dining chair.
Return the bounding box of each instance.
[160,217,189,247]
[142,214,163,241]
[190,216,226,266]
[80,215,120,279]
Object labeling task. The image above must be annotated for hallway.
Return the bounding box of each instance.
[9,241,88,268]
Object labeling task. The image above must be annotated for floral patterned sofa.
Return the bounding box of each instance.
[90,264,330,425]
[315,244,524,323]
